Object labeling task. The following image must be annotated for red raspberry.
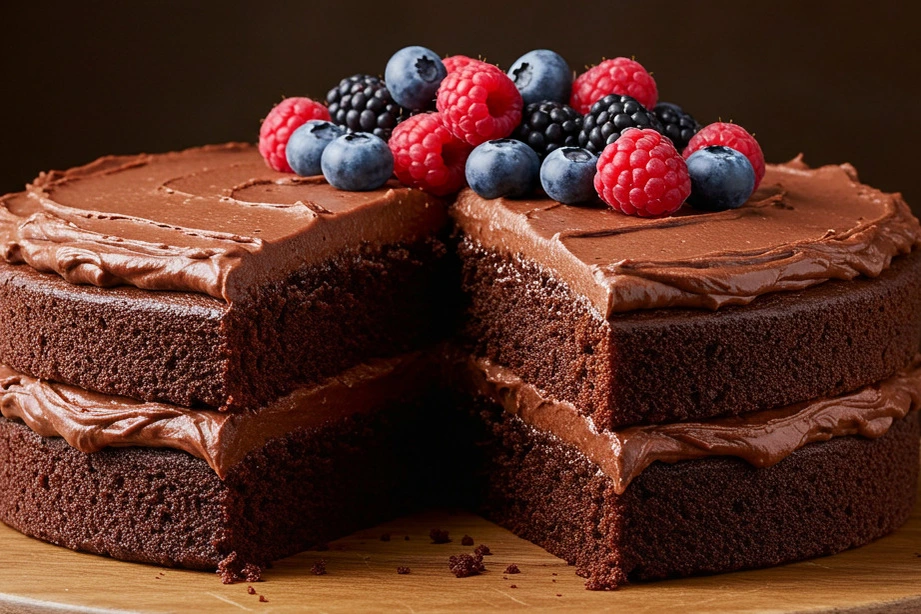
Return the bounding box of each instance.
[436,65,523,146]
[570,57,658,114]
[684,122,766,189]
[594,128,691,218]
[258,97,330,172]
[389,113,472,196]
[443,55,496,74]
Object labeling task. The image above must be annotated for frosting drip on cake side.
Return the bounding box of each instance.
[465,355,921,494]
[452,158,921,315]
[0,354,430,479]
[0,143,447,302]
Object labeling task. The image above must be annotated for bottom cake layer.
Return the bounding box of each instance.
[0,354,918,590]
[0,402,434,582]
[463,398,921,589]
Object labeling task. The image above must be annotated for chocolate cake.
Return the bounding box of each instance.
[0,144,919,590]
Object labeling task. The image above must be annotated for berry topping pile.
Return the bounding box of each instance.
[257,46,764,217]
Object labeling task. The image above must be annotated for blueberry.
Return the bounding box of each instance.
[540,147,598,204]
[285,120,346,177]
[507,49,572,106]
[320,132,394,191]
[384,46,447,111]
[465,139,540,199]
[686,145,756,211]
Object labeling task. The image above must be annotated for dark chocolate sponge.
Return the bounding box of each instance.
[0,400,437,576]
[0,238,454,411]
[463,396,921,589]
[459,240,921,428]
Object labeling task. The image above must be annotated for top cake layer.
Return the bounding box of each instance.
[0,143,447,302]
[453,158,921,316]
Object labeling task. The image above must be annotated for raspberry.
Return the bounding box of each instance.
[436,65,523,146]
[570,57,658,114]
[443,55,495,74]
[389,113,472,196]
[594,128,691,218]
[683,122,765,189]
[259,97,331,172]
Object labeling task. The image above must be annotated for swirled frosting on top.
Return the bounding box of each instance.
[452,157,921,316]
[466,355,921,494]
[0,143,447,302]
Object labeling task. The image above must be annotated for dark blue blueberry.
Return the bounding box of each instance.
[320,132,394,191]
[384,46,446,111]
[686,145,756,211]
[540,147,598,204]
[285,120,346,177]
[507,49,572,106]
[465,139,540,199]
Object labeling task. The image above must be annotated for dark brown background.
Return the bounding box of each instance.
[2,1,920,211]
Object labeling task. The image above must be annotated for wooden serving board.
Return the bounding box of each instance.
[0,492,919,614]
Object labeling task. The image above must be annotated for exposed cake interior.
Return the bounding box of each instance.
[454,161,921,427]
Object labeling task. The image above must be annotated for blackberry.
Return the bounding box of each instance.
[512,101,583,158]
[653,102,701,151]
[578,94,663,154]
[326,74,405,140]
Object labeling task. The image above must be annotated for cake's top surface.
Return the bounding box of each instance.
[0,143,447,302]
[453,158,921,316]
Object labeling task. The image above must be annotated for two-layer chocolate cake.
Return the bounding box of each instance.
[0,145,919,589]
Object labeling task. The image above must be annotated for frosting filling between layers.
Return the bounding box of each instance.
[0,354,431,479]
[465,355,921,494]
[2,350,919,491]
[452,158,921,316]
[0,143,448,302]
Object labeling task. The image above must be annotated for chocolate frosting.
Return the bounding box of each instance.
[0,354,430,479]
[452,158,921,316]
[0,144,447,302]
[2,350,919,489]
[465,355,921,494]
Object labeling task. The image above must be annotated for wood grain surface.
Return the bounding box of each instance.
[0,484,919,614]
